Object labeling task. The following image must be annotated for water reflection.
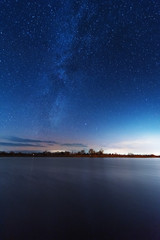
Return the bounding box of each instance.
[0,157,160,239]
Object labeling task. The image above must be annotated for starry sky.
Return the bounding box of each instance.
[0,0,160,154]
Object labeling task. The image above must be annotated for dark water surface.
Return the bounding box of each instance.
[1,157,160,240]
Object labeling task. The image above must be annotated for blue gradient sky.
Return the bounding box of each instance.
[0,0,160,154]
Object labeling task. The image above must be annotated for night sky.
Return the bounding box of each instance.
[0,0,160,154]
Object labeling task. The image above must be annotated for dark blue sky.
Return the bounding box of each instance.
[0,0,160,153]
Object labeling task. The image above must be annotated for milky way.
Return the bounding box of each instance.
[0,0,160,153]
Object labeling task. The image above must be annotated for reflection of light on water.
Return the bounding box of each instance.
[1,157,160,239]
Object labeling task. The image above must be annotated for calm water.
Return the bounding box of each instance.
[1,157,160,240]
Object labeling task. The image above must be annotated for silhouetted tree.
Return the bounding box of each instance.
[89,149,95,155]
[98,149,104,155]
[80,150,85,154]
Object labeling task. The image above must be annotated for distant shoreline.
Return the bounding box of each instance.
[0,152,159,158]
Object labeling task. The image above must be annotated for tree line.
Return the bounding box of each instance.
[0,149,158,158]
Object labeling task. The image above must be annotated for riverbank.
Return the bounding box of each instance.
[0,151,159,158]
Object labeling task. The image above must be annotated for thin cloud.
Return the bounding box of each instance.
[0,142,43,147]
[5,136,58,144]
[61,143,87,148]
[2,136,88,149]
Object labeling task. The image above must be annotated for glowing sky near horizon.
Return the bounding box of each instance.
[0,0,160,154]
